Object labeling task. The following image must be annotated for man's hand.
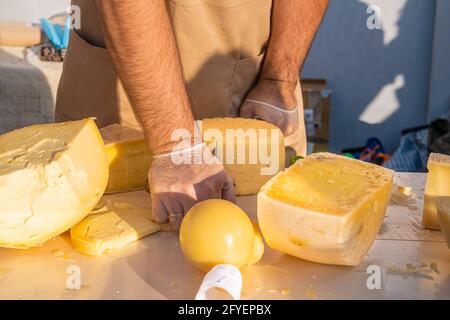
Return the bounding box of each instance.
[148,144,235,223]
[240,79,300,136]
[241,0,328,136]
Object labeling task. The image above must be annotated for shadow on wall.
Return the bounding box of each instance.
[303,0,436,153]
[0,48,54,134]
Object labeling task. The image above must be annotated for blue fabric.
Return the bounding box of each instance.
[384,128,429,172]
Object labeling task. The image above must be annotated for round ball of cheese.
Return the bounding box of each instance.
[180,199,264,272]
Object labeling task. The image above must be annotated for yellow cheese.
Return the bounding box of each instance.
[100,118,285,196]
[100,124,152,194]
[423,153,450,230]
[71,198,160,256]
[201,118,285,195]
[437,197,450,249]
[180,199,264,272]
[0,119,109,249]
[258,153,394,266]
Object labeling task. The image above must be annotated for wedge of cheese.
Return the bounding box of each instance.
[0,119,109,249]
[423,153,450,230]
[100,124,152,194]
[258,153,394,266]
[71,198,160,255]
[100,118,285,196]
[437,197,450,249]
[201,118,285,195]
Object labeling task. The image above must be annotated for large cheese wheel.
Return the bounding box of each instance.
[0,119,109,248]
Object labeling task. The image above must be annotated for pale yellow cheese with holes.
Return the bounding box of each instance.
[437,197,450,249]
[0,119,109,249]
[100,118,285,195]
[71,198,160,255]
[423,153,450,230]
[201,118,285,195]
[100,125,152,194]
[258,153,394,266]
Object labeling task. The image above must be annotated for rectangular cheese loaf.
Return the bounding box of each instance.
[423,153,450,230]
[201,118,285,195]
[100,118,285,196]
[258,153,394,266]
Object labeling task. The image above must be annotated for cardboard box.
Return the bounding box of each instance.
[301,79,332,143]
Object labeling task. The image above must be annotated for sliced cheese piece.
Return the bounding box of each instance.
[436,197,450,249]
[100,124,152,194]
[100,118,285,196]
[0,119,109,249]
[258,153,394,266]
[201,118,285,195]
[423,153,450,230]
[71,198,160,256]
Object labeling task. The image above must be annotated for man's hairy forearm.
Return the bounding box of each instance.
[261,0,329,85]
[96,0,195,154]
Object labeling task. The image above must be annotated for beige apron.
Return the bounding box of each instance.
[56,0,306,156]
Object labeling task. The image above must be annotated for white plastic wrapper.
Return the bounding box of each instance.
[195,264,243,300]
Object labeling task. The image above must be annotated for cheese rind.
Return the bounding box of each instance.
[258,153,394,266]
[0,119,109,249]
[423,153,450,230]
[100,125,152,194]
[71,199,160,256]
[436,197,450,249]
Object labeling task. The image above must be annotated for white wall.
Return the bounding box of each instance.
[303,0,437,153]
[0,0,69,23]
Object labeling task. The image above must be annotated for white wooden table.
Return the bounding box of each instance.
[0,173,449,300]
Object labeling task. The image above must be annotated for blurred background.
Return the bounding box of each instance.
[0,0,449,171]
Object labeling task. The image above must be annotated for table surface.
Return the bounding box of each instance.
[0,173,449,300]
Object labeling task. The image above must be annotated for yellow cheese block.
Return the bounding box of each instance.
[100,118,285,196]
[258,153,394,266]
[71,199,160,256]
[422,153,450,230]
[0,119,109,249]
[201,118,285,195]
[437,197,450,249]
[100,125,152,194]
